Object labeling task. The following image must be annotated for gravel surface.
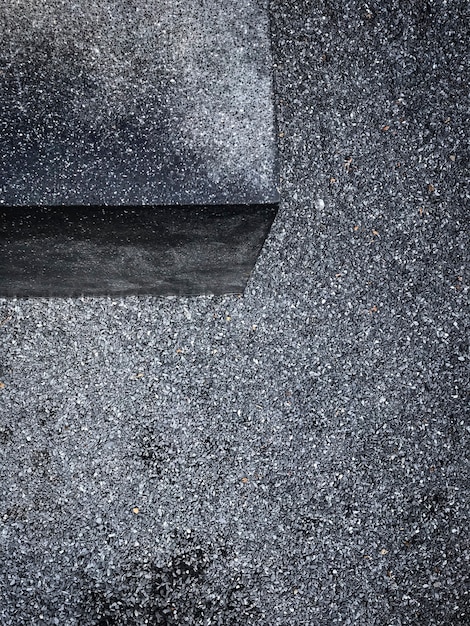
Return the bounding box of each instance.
[0,1,469,624]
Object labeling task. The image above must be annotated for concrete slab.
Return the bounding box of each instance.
[0,0,278,206]
[0,1,279,296]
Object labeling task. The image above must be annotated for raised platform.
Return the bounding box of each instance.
[0,0,278,296]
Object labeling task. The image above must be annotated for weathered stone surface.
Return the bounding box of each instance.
[0,0,278,206]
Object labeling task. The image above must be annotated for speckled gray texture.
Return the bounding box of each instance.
[0,0,278,205]
[0,1,469,625]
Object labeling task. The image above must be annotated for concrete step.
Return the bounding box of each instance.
[0,0,278,296]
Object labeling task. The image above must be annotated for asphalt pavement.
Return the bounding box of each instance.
[0,1,468,624]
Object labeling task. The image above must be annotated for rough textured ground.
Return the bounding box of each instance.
[0,1,469,624]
